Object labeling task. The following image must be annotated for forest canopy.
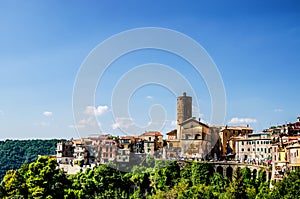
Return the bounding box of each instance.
[0,139,62,180]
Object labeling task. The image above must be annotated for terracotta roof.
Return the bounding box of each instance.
[73,139,82,145]
[166,129,177,135]
[120,136,138,140]
[140,131,163,137]
[221,126,253,131]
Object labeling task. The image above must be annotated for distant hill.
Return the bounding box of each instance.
[0,139,62,180]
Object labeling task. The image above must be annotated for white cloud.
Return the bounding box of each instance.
[274,109,284,112]
[146,96,153,100]
[84,105,109,116]
[228,117,257,124]
[69,116,102,129]
[70,106,108,129]
[112,117,133,130]
[43,111,53,117]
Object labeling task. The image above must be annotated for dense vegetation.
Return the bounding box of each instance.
[0,139,61,180]
[1,156,300,199]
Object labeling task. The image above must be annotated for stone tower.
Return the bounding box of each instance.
[177,92,192,124]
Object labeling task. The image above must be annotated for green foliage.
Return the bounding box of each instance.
[26,156,70,199]
[210,172,230,193]
[1,170,27,197]
[1,157,300,199]
[269,168,300,199]
[190,161,214,185]
[1,156,69,199]
[0,139,62,180]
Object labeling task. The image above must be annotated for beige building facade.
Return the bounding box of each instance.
[235,132,271,163]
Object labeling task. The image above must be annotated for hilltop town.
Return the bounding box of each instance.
[56,92,300,184]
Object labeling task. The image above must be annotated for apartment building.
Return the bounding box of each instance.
[235,132,271,163]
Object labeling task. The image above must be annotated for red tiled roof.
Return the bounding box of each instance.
[120,136,138,140]
[140,131,163,137]
[166,129,177,135]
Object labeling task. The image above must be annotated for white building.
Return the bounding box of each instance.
[235,132,271,164]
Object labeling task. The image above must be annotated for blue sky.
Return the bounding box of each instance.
[0,0,299,139]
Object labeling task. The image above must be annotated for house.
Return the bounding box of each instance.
[99,135,118,163]
[139,131,163,151]
[119,136,132,149]
[166,129,181,159]
[219,125,253,158]
[286,141,300,171]
[56,141,74,164]
[116,148,130,164]
[271,136,300,184]
[235,132,272,163]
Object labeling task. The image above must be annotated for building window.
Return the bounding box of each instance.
[248,148,250,151]
[257,148,259,151]
[257,141,259,144]
[241,148,244,151]
[149,137,151,141]
[242,141,244,145]
[253,148,255,151]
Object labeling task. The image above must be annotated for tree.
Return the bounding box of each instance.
[270,168,300,199]
[190,162,213,185]
[26,156,70,199]
[0,139,62,181]
[1,170,27,197]
[210,172,229,194]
